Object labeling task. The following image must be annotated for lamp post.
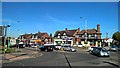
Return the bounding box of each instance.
[80,17,88,49]
[3,24,10,60]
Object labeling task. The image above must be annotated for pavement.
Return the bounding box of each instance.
[1,47,42,63]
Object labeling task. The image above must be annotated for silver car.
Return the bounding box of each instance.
[61,45,76,52]
[90,47,110,57]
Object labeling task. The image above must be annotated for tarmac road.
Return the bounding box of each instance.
[2,47,118,67]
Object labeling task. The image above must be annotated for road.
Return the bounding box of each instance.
[2,47,118,67]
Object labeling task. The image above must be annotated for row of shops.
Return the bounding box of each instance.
[54,38,102,47]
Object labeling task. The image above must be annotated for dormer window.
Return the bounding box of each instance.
[63,33,66,35]
[58,36,60,38]
[76,35,79,38]
[58,33,60,35]
[22,36,24,39]
[95,34,97,38]
[35,36,38,39]
[89,34,91,38]
[84,33,87,37]
[32,35,34,39]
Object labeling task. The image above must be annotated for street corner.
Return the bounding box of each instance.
[9,55,31,61]
[31,52,43,58]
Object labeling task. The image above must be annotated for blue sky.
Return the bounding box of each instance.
[2,2,118,38]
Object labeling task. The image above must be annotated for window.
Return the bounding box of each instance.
[76,35,79,38]
[82,35,84,38]
[32,35,34,39]
[95,34,97,38]
[91,34,95,37]
[35,36,38,39]
[63,33,66,35]
[58,33,60,35]
[58,36,60,38]
[79,35,82,37]
[89,34,91,38]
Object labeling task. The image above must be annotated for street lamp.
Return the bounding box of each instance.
[3,24,10,60]
[80,17,88,49]
[4,24,10,47]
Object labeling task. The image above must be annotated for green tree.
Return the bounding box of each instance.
[112,32,120,47]
[112,32,120,41]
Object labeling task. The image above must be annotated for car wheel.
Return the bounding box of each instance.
[89,51,92,54]
[45,49,48,52]
[98,53,101,57]
[70,49,72,52]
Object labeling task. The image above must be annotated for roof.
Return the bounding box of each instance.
[102,38,109,40]
[20,32,49,39]
[22,34,33,39]
[79,29,98,34]
[54,29,77,37]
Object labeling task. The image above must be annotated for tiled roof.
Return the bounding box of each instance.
[38,33,48,38]
[20,32,49,39]
[102,38,109,40]
[22,34,33,39]
[79,29,97,34]
[54,29,77,37]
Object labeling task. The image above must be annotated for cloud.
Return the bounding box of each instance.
[45,14,65,23]
[45,14,82,26]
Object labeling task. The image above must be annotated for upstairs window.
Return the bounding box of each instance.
[57,36,60,38]
[63,33,66,36]
[58,33,60,35]
[91,34,95,37]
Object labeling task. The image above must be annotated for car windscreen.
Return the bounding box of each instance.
[55,45,61,46]
[102,48,108,52]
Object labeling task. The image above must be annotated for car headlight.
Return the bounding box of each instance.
[100,52,104,55]
[72,49,75,51]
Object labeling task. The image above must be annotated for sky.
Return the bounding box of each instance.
[2,2,118,38]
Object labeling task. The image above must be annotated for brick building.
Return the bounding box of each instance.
[18,31,53,45]
[54,24,102,47]
[76,24,102,47]
[0,26,4,46]
[54,28,80,46]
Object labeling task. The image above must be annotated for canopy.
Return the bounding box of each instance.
[34,40,41,42]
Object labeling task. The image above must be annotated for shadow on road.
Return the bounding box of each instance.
[103,61,119,67]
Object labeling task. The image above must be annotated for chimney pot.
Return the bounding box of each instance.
[65,28,68,31]
[97,24,100,32]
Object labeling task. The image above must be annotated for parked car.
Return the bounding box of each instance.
[78,44,83,48]
[17,44,25,48]
[31,44,37,48]
[25,44,31,47]
[61,45,76,52]
[90,47,110,57]
[39,45,53,52]
[55,45,61,50]
[88,46,98,52]
[109,45,118,51]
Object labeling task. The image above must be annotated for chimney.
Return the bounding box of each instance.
[50,33,52,37]
[65,28,68,31]
[78,28,80,33]
[38,31,41,35]
[97,24,100,32]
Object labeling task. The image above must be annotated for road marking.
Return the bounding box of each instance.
[63,53,72,68]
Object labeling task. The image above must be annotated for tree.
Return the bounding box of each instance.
[112,32,120,47]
